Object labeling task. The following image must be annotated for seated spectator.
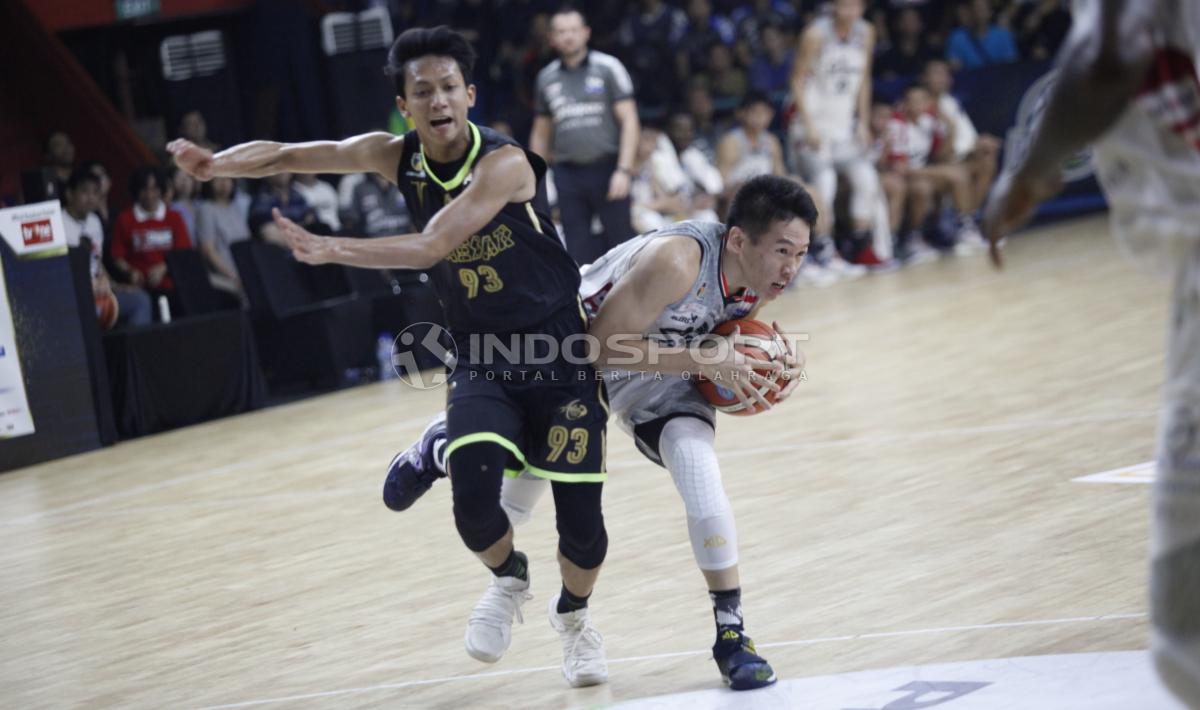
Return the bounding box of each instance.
[111,166,193,294]
[868,101,908,246]
[666,112,724,205]
[732,0,798,50]
[676,0,737,79]
[178,110,220,151]
[195,176,251,295]
[749,22,793,102]
[168,166,199,240]
[875,8,938,80]
[686,83,725,162]
[945,0,1018,71]
[1013,0,1071,62]
[882,85,983,261]
[630,124,720,233]
[618,0,689,112]
[345,173,412,237]
[293,173,342,233]
[62,167,151,329]
[708,43,749,110]
[716,92,787,201]
[43,131,75,195]
[248,173,321,246]
[921,58,1000,214]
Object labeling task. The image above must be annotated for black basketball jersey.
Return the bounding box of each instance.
[395,123,580,336]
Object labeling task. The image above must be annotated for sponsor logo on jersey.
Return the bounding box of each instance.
[560,400,588,421]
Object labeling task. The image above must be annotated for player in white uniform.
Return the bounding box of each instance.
[984,2,1200,706]
[788,0,885,269]
[386,175,814,690]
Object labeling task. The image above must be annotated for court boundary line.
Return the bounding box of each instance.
[191,611,1148,710]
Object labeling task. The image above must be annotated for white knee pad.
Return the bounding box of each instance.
[659,417,739,571]
[500,469,549,526]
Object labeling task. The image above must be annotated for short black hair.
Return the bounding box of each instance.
[384,26,476,98]
[739,90,772,111]
[128,166,162,201]
[65,166,100,193]
[551,5,588,25]
[726,175,818,242]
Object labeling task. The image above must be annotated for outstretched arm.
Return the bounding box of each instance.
[276,145,537,270]
[168,131,405,182]
[982,0,1156,264]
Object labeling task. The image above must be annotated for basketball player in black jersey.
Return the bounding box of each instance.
[169,26,610,687]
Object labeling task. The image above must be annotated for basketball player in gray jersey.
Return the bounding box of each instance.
[985,1,1200,705]
[387,175,814,689]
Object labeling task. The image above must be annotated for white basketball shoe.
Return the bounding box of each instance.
[464,574,532,663]
[548,595,609,687]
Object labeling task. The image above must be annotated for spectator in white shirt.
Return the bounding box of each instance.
[293,173,342,232]
[61,167,151,328]
[921,59,1000,214]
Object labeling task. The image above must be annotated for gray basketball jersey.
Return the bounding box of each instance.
[579,220,759,345]
[578,221,760,445]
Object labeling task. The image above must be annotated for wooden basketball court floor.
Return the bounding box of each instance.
[0,215,1186,709]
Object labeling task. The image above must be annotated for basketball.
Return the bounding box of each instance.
[695,318,788,416]
[95,290,119,331]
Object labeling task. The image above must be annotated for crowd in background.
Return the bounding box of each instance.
[41,0,1072,331]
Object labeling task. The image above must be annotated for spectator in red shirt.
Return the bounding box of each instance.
[111,166,192,292]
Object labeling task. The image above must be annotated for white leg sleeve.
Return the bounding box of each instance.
[1153,241,1200,708]
[659,417,739,571]
[500,469,549,527]
[872,178,894,260]
[845,156,881,225]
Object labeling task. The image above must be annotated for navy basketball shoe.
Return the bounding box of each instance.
[382,412,447,511]
[712,626,777,690]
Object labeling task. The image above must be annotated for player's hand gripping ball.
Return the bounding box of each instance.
[696,318,789,416]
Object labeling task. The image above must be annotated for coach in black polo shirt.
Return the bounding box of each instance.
[532,7,640,266]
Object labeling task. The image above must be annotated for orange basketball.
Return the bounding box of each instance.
[695,318,788,416]
[95,290,119,331]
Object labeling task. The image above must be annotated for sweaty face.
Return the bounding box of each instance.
[400,56,476,148]
[740,218,810,299]
[550,12,589,57]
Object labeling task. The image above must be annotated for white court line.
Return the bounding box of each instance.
[191,611,1148,710]
[1,418,427,526]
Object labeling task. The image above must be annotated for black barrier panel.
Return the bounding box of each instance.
[0,240,101,473]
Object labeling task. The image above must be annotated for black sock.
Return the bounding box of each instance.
[488,550,528,581]
[556,584,590,614]
[710,587,744,631]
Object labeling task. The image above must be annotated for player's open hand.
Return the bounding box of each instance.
[771,320,805,403]
[273,208,332,265]
[166,139,216,181]
[981,170,1062,269]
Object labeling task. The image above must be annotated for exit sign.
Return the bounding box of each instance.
[115,0,160,20]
